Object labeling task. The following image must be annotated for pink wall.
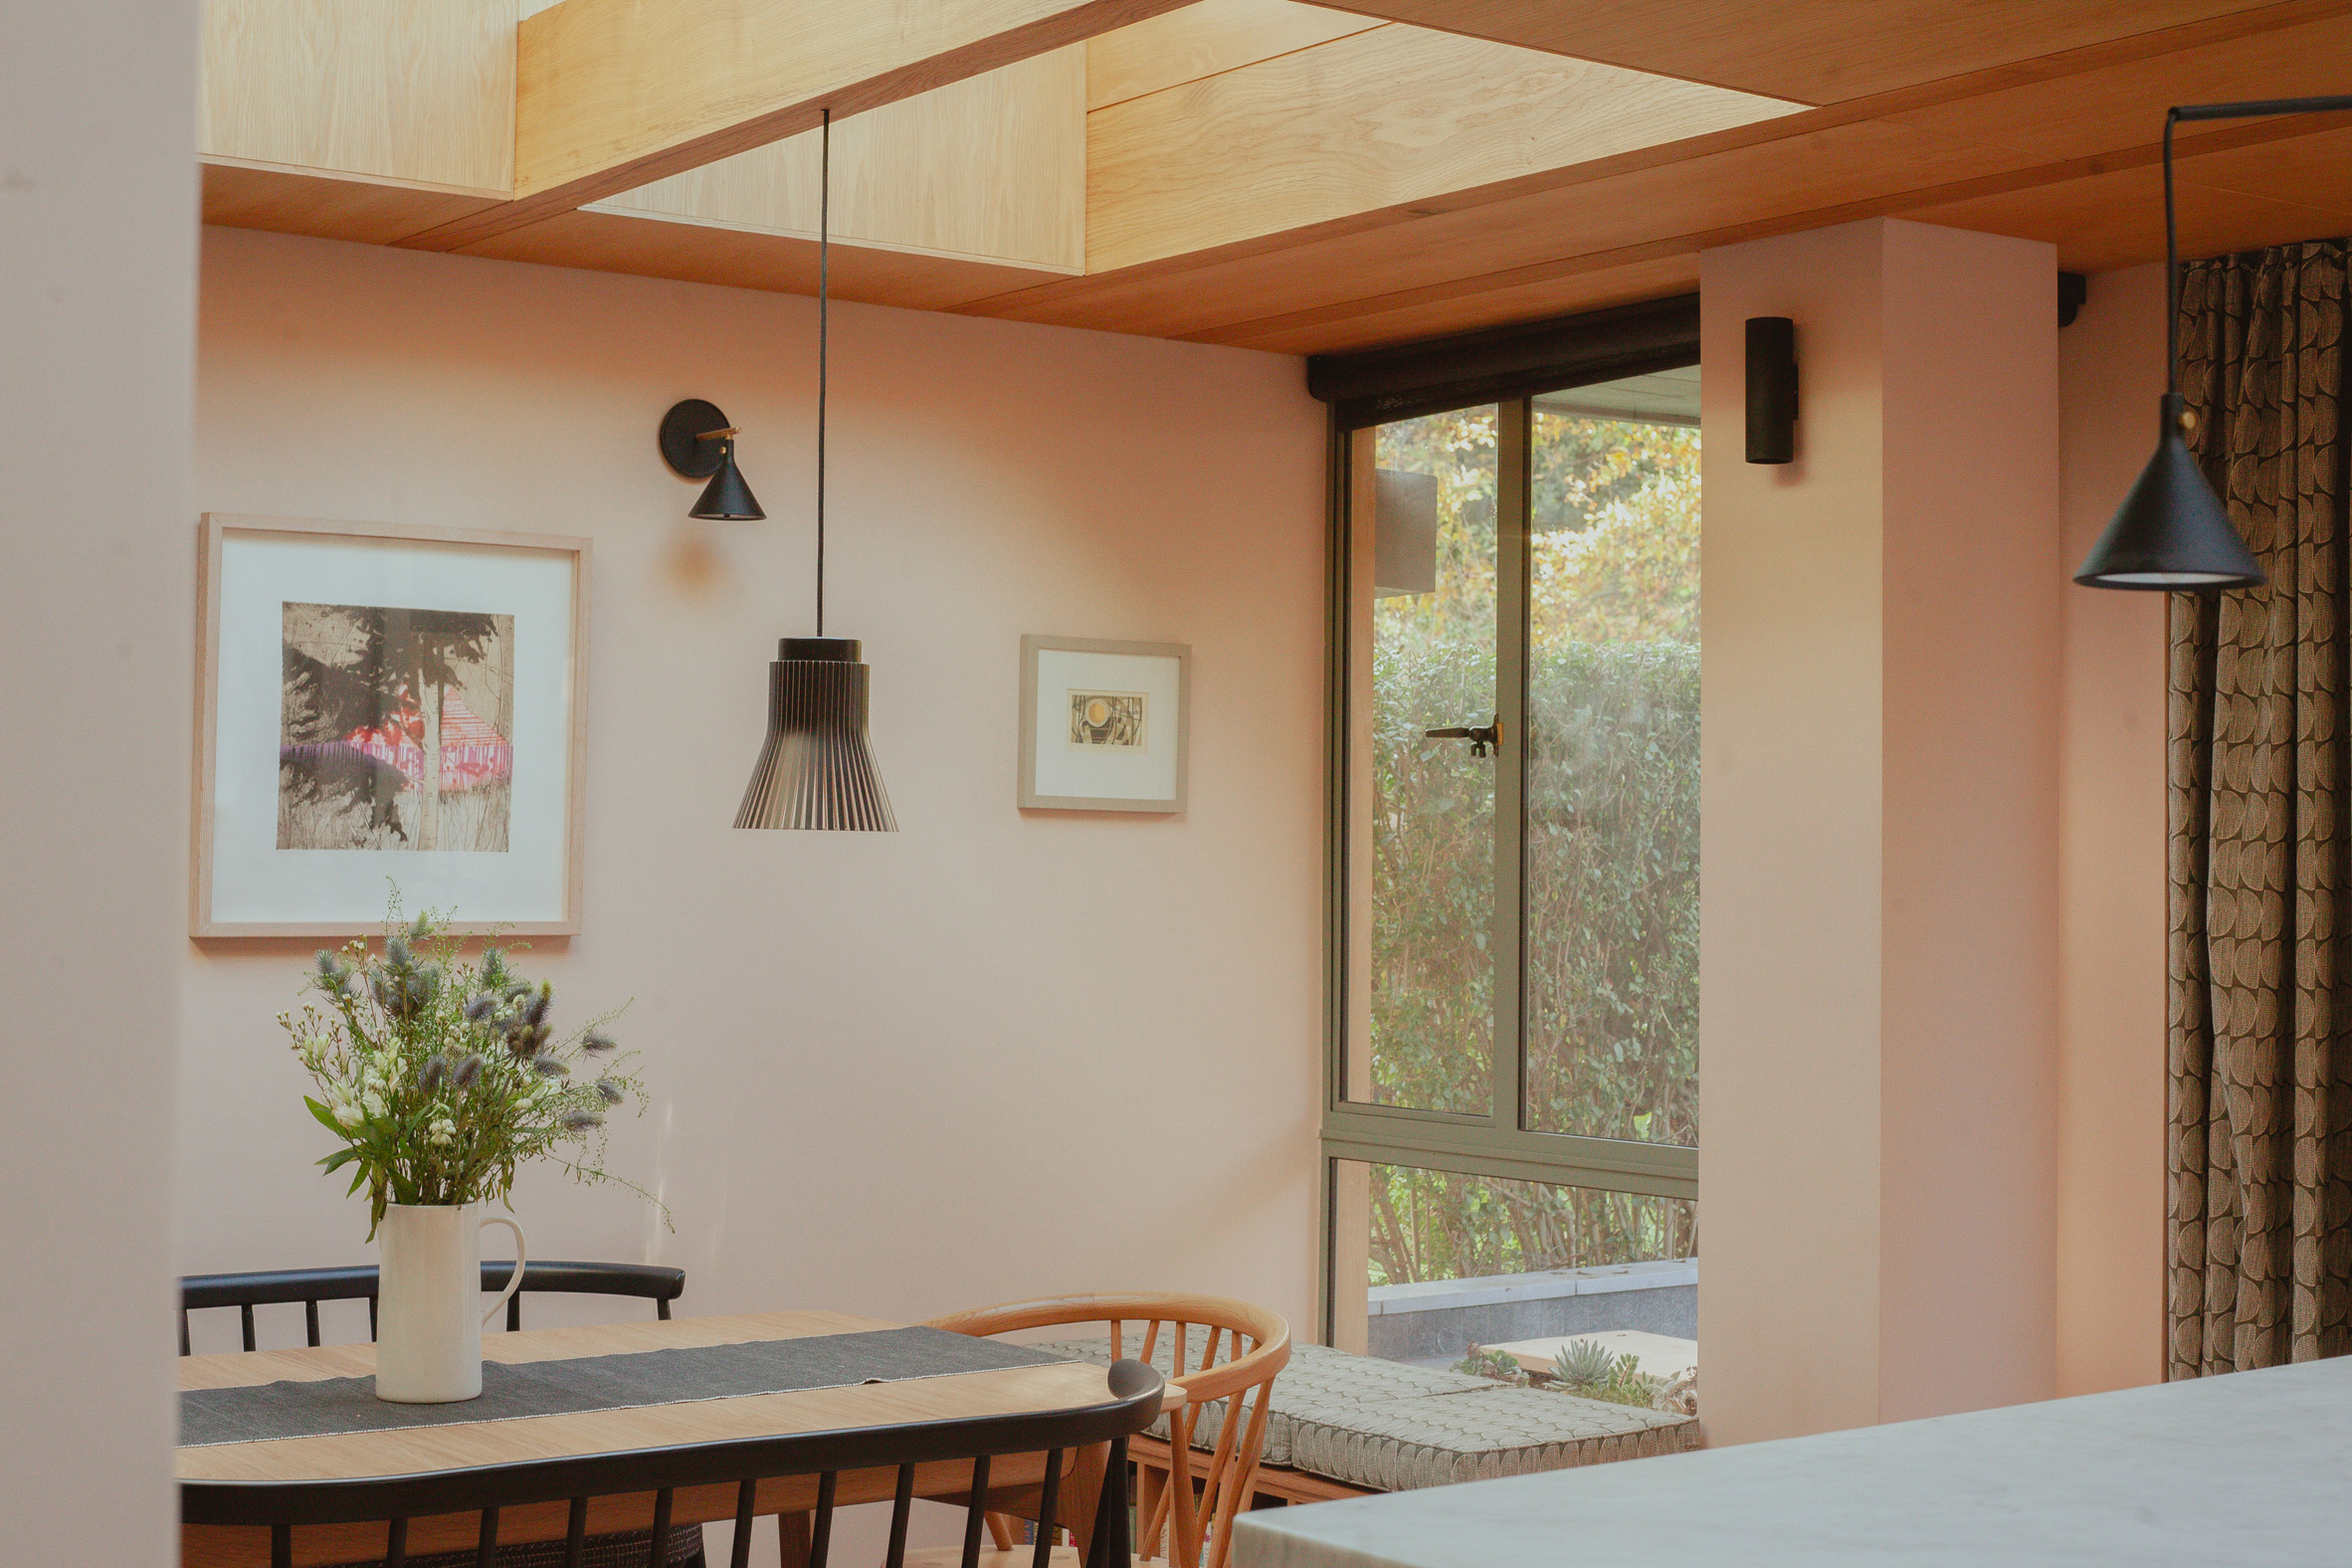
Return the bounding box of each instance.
[0,2,196,1563]
[1700,218,2062,1443]
[183,224,1326,1381]
[2055,264,2170,1396]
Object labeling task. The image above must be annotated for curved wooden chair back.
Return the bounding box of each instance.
[925,1294,1288,1568]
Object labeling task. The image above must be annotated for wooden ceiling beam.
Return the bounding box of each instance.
[398,0,1192,253]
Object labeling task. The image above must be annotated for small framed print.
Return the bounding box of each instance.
[193,514,589,937]
[1019,635,1189,813]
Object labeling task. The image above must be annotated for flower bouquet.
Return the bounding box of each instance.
[282,907,652,1400]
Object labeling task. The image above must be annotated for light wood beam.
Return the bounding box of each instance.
[1303,1,2291,103]
[1084,0,1381,111]
[200,0,516,193]
[402,0,1191,253]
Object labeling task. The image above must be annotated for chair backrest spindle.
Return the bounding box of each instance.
[728,1478,757,1568]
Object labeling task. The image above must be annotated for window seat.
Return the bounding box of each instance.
[1033,1334,1696,1497]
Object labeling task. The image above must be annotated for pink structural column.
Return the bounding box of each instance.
[2054,264,2169,1397]
[1698,219,2062,1445]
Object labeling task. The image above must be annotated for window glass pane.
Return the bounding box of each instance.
[1343,1161,1696,1407]
[1364,407,1498,1114]
[1522,377,1700,1144]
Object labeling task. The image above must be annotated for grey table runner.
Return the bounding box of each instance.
[181,1325,1076,1448]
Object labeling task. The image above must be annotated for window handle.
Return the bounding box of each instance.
[1425,715,1502,757]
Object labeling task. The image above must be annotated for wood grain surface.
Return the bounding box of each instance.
[180,1310,1122,1568]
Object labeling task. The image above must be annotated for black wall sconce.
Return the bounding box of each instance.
[660,398,765,520]
[1745,316,1797,464]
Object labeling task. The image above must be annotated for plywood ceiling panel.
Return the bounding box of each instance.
[201,162,504,248]
[454,209,1078,312]
[591,49,1085,273]
[1306,0,2289,103]
[1085,24,1804,272]
[1906,124,2352,273]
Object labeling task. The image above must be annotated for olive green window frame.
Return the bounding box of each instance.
[1316,354,1700,1342]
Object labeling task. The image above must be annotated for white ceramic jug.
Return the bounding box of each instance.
[374,1202,527,1403]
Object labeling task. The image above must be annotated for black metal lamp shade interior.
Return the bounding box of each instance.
[689,442,764,520]
[2073,393,2263,589]
[734,638,897,832]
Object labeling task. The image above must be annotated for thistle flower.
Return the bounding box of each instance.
[453,1053,484,1089]
[524,988,551,1029]
[558,1108,603,1132]
[418,1054,449,1092]
[580,1029,618,1056]
[594,1078,625,1105]
[464,992,499,1025]
[385,936,413,972]
[532,1056,570,1078]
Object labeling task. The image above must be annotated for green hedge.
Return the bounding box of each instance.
[1366,636,1698,1280]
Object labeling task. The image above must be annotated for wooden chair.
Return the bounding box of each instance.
[909,1293,1289,1568]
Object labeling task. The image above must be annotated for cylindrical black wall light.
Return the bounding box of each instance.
[1745,316,1797,464]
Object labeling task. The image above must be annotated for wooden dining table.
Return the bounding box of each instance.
[180,1308,1145,1568]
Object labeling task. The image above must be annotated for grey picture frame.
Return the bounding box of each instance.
[1018,634,1190,813]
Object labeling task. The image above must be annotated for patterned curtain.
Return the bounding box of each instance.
[2167,239,2352,1377]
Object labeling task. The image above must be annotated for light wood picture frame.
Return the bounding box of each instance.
[1019,634,1190,813]
[193,514,590,937]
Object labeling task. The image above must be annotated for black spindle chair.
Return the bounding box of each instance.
[181,1261,685,1356]
[182,1261,696,1568]
[180,1359,1161,1568]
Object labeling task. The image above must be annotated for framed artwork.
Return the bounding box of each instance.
[1019,635,1189,813]
[193,514,589,937]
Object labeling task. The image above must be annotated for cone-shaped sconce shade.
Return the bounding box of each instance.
[690,440,765,521]
[734,638,897,831]
[2074,397,2263,590]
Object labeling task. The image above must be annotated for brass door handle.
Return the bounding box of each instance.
[1425,715,1502,757]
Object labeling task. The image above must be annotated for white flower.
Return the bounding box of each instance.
[331,1097,362,1129]
[360,1090,386,1119]
[427,1117,458,1148]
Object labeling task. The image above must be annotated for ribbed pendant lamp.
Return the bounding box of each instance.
[734,108,898,832]
[2070,102,2316,592]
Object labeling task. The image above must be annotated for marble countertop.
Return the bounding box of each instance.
[1232,1356,2351,1568]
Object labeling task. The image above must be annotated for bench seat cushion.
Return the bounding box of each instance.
[1027,1333,1693,1486]
[1280,1387,1697,1491]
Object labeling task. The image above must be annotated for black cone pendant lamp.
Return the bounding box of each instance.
[735,108,897,832]
[2068,99,2352,590]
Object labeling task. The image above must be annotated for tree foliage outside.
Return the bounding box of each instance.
[1365,404,1700,1284]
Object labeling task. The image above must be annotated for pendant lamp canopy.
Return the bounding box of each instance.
[2070,98,2352,591]
[735,108,896,831]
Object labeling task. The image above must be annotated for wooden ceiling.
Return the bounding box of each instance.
[200,0,2352,355]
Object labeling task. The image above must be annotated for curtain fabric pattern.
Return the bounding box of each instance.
[2167,240,2352,1377]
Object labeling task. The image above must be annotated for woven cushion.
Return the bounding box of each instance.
[1281,1387,1697,1491]
[1029,1333,1695,1489]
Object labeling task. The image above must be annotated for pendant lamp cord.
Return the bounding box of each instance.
[817,106,829,638]
[2163,108,2179,399]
